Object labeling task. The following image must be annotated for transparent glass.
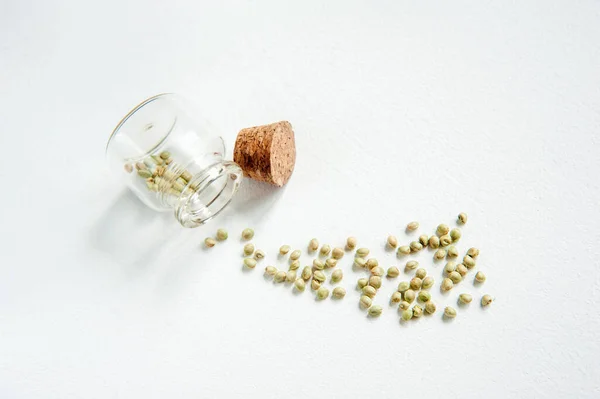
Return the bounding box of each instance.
[106,94,243,228]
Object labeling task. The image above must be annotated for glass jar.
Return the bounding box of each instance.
[106,94,243,228]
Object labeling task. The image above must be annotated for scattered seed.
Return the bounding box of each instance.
[407,221,419,231]
[368,276,382,289]
[401,309,413,321]
[410,277,422,290]
[331,269,343,283]
[301,266,312,281]
[366,258,379,269]
[362,286,377,298]
[370,267,384,277]
[311,280,321,290]
[346,237,357,251]
[368,305,383,317]
[457,212,468,225]
[425,301,437,314]
[434,249,447,260]
[449,271,462,284]
[422,276,434,290]
[265,266,277,276]
[387,235,398,249]
[447,246,459,258]
[360,295,373,309]
[356,247,370,257]
[429,236,440,249]
[387,267,400,278]
[404,289,416,303]
[415,268,427,279]
[459,293,473,304]
[325,258,337,268]
[410,241,423,252]
[437,224,450,236]
[243,243,255,256]
[320,244,332,256]
[289,260,300,270]
[290,250,301,260]
[331,247,344,259]
[456,264,468,277]
[467,247,480,258]
[216,229,228,241]
[419,234,429,247]
[397,281,410,293]
[241,228,254,240]
[274,270,286,283]
[450,228,461,242]
[463,255,476,269]
[313,270,326,283]
[399,301,410,310]
[294,278,306,292]
[441,278,454,291]
[412,305,423,318]
[286,270,297,283]
[404,261,418,272]
[279,245,291,255]
[440,234,452,247]
[397,246,411,256]
[313,259,325,270]
[254,249,265,260]
[332,287,346,299]
[481,294,493,306]
[391,292,403,303]
[444,306,457,318]
[204,237,216,248]
[244,258,257,268]
[354,257,367,268]
[316,286,330,300]
[357,278,369,289]
[308,238,319,252]
[475,271,486,283]
[418,291,431,303]
[444,261,457,275]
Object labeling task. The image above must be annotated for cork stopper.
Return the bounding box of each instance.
[233,121,296,187]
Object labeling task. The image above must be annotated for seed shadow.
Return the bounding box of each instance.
[442,314,455,323]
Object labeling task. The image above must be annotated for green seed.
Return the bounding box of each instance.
[407,221,419,231]
[481,294,493,306]
[463,255,476,269]
[290,250,301,260]
[475,271,486,283]
[397,281,410,292]
[401,309,413,321]
[368,305,383,317]
[459,293,473,304]
[419,234,429,247]
[332,287,346,299]
[404,289,416,303]
[456,264,468,277]
[313,270,326,283]
[135,162,147,171]
[216,228,228,241]
[397,246,411,255]
[410,241,423,252]
[425,301,437,314]
[316,286,330,300]
[366,258,379,269]
[440,234,452,247]
[331,269,343,283]
[444,306,457,318]
[405,260,419,271]
[286,270,297,283]
[332,247,344,259]
[325,258,337,268]
[346,237,357,251]
[412,305,423,318]
[437,224,450,236]
[138,169,153,179]
[354,257,367,268]
[370,267,384,277]
[360,295,373,309]
[244,258,257,268]
[422,276,434,290]
[279,245,291,255]
[159,151,171,160]
[434,249,447,260]
[301,266,312,281]
[241,228,254,240]
[313,259,325,270]
[362,285,377,298]
[289,260,300,270]
[308,238,319,252]
[467,247,480,257]
[450,228,461,242]
[254,249,265,260]
[447,246,459,258]
[274,271,286,283]
[311,280,321,290]
[294,278,306,292]
[399,301,410,310]
[449,271,462,284]
[429,236,440,249]
[356,247,370,257]
[418,291,431,302]
[444,261,457,275]
[387,235,398,249]
[264,266,277,276]
[368,276,382,289]
[391,292,402,303]
[457,212,468,225]
[410,277,422,290]
[415,268,427,279]
[387,267,400,278]
[243,243,255,256]
[441,278,454,291]
[357,278,369,289]
[204,237,216,248]
[320,244,331,256]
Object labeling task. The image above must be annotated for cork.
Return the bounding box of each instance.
[233,121,296,187]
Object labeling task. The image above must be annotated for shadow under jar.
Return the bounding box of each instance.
[106,94,243,228]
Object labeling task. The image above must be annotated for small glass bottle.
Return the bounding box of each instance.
[106,94,243,227]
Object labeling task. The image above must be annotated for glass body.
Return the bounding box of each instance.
[106,94,242,227]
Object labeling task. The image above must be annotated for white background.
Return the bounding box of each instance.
[1,1,599,398]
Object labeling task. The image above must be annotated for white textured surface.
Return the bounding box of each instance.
[1,1,600,398]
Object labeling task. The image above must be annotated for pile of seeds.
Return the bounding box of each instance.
[203,213,494,323]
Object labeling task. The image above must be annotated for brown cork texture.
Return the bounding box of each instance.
[233,121,296,187]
